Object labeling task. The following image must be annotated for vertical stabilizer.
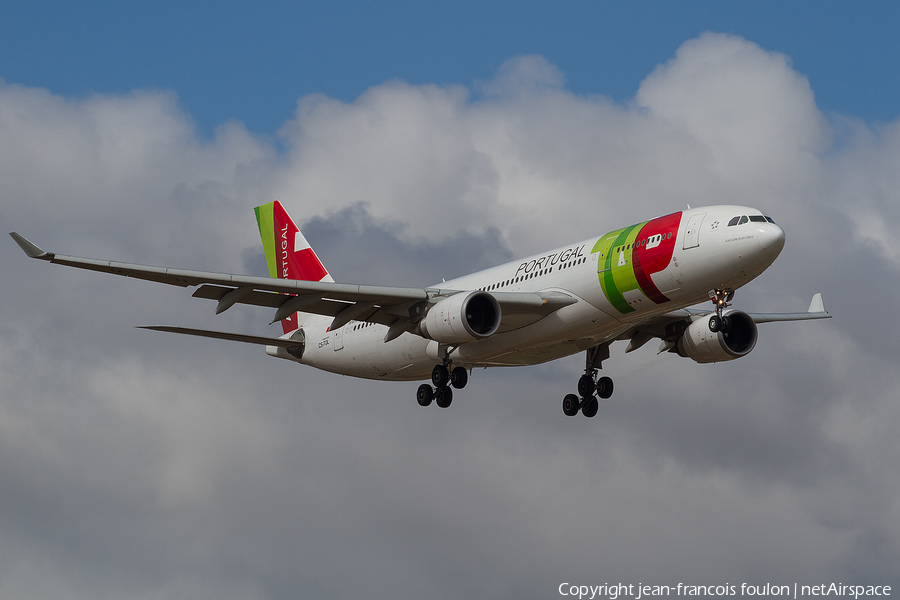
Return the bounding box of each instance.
[254,201,333,333]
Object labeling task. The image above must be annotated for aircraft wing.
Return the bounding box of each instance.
[615,293,831,354]
[672,293,832,323]
[10,233,576,338]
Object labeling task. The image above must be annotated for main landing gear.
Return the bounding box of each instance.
[562,344,614,417]
[417,364,468,408]
[707,289,735,333]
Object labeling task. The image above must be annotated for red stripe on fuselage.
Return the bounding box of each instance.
[632,212,682,305]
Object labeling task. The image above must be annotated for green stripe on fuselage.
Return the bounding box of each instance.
[591,221,647,314]
[254,203,278,279]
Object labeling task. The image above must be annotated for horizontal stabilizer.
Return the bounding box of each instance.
[138,326,304,348]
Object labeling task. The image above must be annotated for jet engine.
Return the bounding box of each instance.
[419,291,501,344]
[676,310,757,363]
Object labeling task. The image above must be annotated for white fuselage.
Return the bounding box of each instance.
[267,205,786,381]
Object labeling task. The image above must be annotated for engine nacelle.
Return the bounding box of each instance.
[676,310,758,363]
[419,291,501,344]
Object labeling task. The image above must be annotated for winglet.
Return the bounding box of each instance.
[9,232,54,260]
[808,293,826,314]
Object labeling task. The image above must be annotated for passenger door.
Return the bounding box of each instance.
[682,212,706,250]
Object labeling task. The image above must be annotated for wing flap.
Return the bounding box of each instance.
[193,284,296,308]
[192,284,412,326]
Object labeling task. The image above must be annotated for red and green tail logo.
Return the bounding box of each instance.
[254,201,332,332]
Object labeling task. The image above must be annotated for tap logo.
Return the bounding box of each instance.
[592,211,682,314]
[255,200,331,333]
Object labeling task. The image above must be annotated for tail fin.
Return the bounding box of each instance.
[254,201,333,333]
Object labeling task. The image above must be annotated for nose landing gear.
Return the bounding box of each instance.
[708,289,735,332]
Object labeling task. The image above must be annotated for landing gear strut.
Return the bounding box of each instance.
[562,343,614,417]
[708,289,735,333]
[418,362,468,408]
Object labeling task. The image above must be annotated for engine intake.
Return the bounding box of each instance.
[419,291,501,344]
[676,310,757,363]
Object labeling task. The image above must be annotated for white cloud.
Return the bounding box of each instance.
[2,32,899,597]
[478,55,566,97]
[637,33,828,186]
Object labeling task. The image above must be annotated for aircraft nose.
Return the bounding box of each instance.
[758,222,785,254]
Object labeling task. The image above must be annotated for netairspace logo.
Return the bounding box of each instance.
[558,582,892,600]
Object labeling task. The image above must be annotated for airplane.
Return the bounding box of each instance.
[10,201,830,417]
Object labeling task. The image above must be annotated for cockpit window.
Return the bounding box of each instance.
[749,215,766,223]
[765,216,776,224]
[739,215,749,225]
[728,216,741,226]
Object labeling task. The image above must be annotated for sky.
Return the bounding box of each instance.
[2,3,900,599]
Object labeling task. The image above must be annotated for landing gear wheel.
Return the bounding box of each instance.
[431,365,450,388]
[596,376,614,399]
[708,315,722,332]
[562,394,580,417]
[435,386,453,408]
[581,396,599,418]
[416,384,434,407]
[577,374,595,398]
[450,367,468,389]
